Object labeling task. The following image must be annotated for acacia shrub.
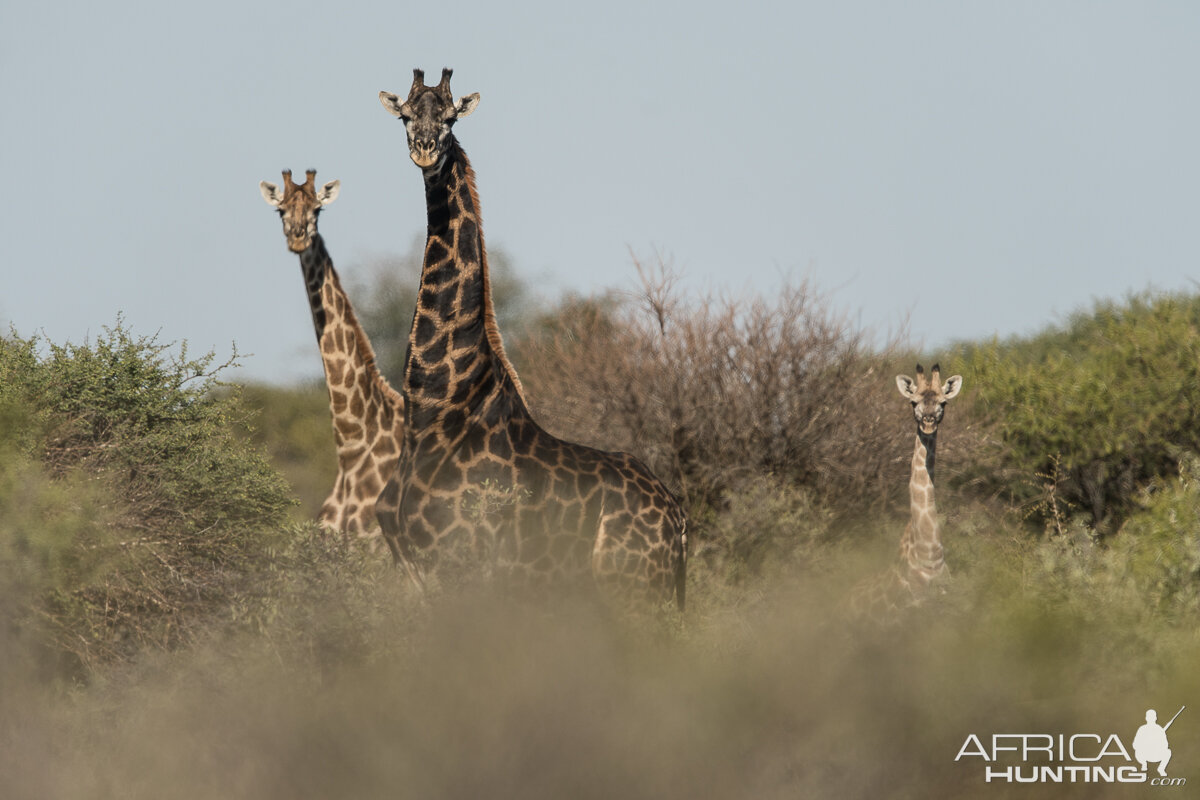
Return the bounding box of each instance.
[1113,457,1200,619]
[956,291,1200,532]
[238,381,339,523]
[0,322,293,674]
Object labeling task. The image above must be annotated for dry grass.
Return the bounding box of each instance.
[3,536,1198,800]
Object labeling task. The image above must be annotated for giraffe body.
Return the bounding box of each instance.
[376,70,686,606]
[260,170,405,545]
[851,364,962,623]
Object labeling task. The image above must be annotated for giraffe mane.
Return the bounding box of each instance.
[324,268,403,405]
[451,139,528,403]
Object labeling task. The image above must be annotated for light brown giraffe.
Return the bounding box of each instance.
[851,363,962,623]
[259,169,405,547]
[374,69,686,607]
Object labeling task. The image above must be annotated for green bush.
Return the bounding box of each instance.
[957,291,1200,532]
[0,397,113,675]
[237,381,339,524]
[1111,456,1200,619]
[0,321,294,675]
[230,520,407,678]
[696,475,835,587]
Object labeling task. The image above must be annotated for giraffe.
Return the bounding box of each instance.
[850,363,963,623]
[375,68,687,608]
[259,169,405,547]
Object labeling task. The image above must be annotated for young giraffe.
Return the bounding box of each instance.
[260,169,405,546]
[851,363,963,623]
[375,69,687,607]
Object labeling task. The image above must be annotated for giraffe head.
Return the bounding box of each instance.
[379,68,479,169]
[259,169,340,253]
[896,363,962,434]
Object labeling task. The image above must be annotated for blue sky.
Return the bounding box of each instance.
[3,1,1197,382]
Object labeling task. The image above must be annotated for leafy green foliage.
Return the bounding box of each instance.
[956,291,1200,531]
[1112,456,1200,618]
[0,394,114,675]
[237,381,338,523]
[230,520,407,677]
[697,475,834,587]
[0,320,294,673]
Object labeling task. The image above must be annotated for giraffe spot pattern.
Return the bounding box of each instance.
[264,183,407,546]
[370,102,686,607]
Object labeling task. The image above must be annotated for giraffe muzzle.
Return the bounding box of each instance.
[410,141,440,168]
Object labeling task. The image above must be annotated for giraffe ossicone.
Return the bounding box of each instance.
[260,168,405,547]
[374,68,688,608]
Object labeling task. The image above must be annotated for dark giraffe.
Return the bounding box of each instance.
[260,169,405,547]
[375,69,687,607]
[851,363,963,623]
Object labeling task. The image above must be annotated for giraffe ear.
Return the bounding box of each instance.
[379,90,406,118]
[941,375,963,400]
[455,93,480,119]
[317,179,340,206]
[259,181,284,207]
[896,375,919,400]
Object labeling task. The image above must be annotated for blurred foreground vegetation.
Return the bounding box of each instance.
[2,278,1199,799]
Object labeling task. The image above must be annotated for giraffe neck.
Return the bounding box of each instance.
[917,428,937,484]
[850,432,948,622]
[405,137,525,426]
[299,234,403,460]
[298,234,335,342]
[905,434,943,575]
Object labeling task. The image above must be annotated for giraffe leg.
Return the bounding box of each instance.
[384,532,428,598]
[398,554,428,598]
[376,478,428,597]
[673,530,687,614]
